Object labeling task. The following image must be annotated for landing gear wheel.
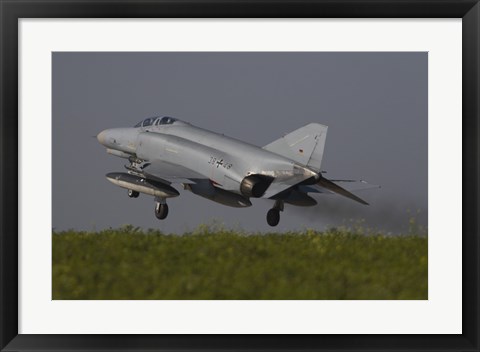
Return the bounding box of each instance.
[128,189,140,198]
[155,203,169,220]
[267,208,280,227]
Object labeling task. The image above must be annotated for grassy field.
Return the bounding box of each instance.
[52,226,427,300]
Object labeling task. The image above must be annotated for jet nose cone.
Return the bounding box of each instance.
[97,130,107,145]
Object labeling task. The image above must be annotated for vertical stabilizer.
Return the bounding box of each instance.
[263,123,328,172]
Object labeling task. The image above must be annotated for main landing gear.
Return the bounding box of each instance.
[154,198,169,220]
[267,200,284,227]
[127,190,169,220]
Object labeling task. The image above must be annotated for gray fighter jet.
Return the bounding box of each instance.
[97,116,377,226]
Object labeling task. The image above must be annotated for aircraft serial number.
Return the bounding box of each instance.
[208,157,233,169]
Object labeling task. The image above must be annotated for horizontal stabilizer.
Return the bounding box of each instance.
[300,179,380,194]
[316,176,369,205]
[262,165,317,199]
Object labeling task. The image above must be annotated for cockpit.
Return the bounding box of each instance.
[134,116,181,128]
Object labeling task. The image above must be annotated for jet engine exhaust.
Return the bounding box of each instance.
[240,175,274,198]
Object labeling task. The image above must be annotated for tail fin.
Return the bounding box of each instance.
[263,123,328,172]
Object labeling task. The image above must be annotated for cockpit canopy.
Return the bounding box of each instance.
[134,116,180,128]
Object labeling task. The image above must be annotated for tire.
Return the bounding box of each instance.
[266,208,280,227]
[155,203,169,220]
[128,190,139,198]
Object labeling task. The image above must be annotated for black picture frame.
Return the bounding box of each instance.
[1,0,478,351]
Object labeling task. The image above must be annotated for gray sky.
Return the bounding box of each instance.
[52,52,427,234]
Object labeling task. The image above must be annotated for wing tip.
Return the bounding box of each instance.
[353,195,369,206]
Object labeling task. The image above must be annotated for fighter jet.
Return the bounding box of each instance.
[97,116,377,226]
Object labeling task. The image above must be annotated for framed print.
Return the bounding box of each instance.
[1,0,479,351]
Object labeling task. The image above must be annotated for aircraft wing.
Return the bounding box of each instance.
[142,159,206,184]
[299,179,380,194]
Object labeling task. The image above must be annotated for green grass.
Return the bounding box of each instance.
[52,226,427,300]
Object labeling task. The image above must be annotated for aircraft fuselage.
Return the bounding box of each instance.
[98,121,317,196]
[97,116,370,226]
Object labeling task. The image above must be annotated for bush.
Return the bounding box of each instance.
[52,227,427,300]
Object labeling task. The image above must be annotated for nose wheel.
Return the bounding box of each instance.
[266,200,284,227]
[128,189,140,198]
[154,201,169,220]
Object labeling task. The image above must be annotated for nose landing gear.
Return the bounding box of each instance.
[267,200,284,227]
[127,189,139,198]
[154,197,169,220]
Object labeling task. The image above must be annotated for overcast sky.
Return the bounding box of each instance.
[52,52,427,234]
